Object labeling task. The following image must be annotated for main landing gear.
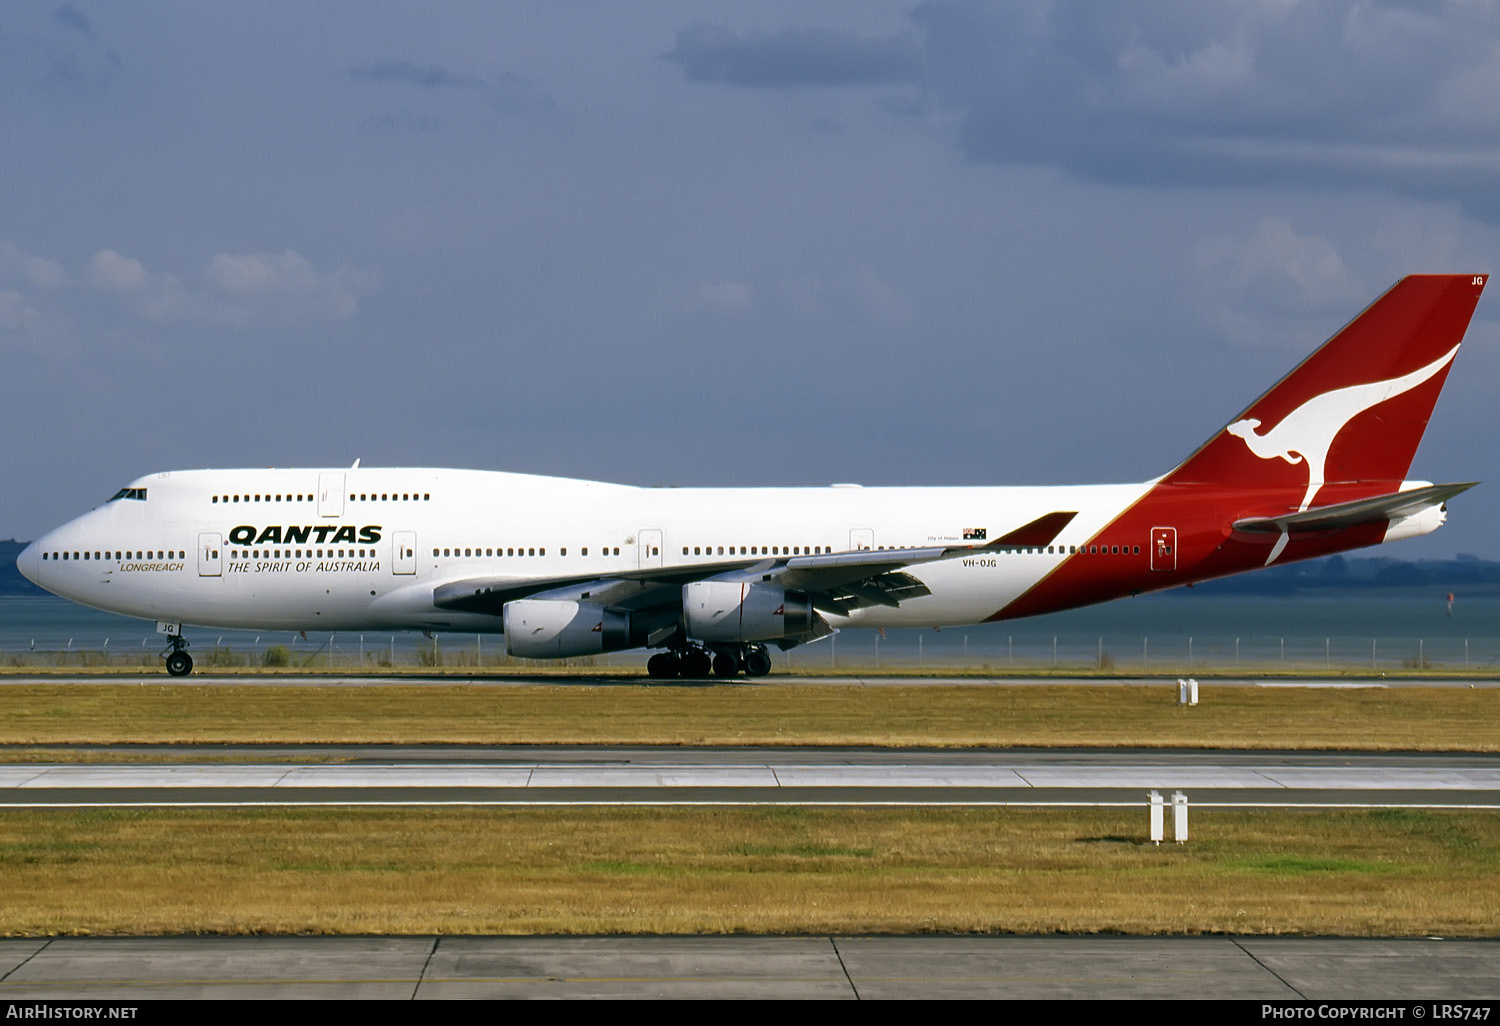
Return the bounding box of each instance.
[647,644,772,680]
[162,633,194,677]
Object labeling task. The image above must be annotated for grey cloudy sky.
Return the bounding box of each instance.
[4,1,1500,559]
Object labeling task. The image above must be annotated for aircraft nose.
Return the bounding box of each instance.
[17,540,40,586]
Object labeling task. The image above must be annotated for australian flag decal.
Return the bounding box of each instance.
[963,527,987,540]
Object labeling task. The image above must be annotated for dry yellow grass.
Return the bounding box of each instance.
[0,682,1497,749]
[0,807,1495,937]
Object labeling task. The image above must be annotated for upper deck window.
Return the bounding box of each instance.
[108,487,147,502]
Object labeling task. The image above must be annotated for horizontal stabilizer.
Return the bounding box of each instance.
[1232,482,1476,534]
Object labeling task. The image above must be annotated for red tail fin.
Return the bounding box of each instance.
[1167,275,1486,507]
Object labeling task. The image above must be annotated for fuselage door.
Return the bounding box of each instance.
[850,528,875,551]
[1150,527,1177,571]
[638,529,662,569]
[393,531,417,575]
[318,473,345,518]
[198,532,222,578]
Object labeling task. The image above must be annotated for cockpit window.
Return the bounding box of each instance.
[108,487,147,502]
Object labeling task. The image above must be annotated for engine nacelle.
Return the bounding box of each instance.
[683,580,817,642]
[503,599,641,659]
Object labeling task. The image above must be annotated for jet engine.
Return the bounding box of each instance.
[683,580,818,642]
[503,599,643,659]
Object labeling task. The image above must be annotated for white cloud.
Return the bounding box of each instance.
[137,274,213,324]
[781,267,912,326]
[2,245,65,290]
[206,249,362,318]
[1190,216,1370,351]
[88,249,149,292]
[1236,217,1355,308]
[1195,216,1357,314]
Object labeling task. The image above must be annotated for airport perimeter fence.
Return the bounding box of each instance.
[4,629,1500,674]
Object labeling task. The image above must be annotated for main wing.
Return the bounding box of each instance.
[432,511,1078,626]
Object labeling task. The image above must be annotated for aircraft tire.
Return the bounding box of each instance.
[647,653,680,679]
[165,651,193,677]
[680,649,713,679]
[712,652,739,678]
[743,646,771,678]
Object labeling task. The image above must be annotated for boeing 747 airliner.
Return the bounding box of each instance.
[16,274,1488,677]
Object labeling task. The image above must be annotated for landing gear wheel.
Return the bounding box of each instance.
[712,652,740,678]
[165,651,193,677]
[647,652,681,679]
[743,646,772,678]
[680,648,713,679]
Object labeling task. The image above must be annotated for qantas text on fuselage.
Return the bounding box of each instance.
[17,275,1488,678]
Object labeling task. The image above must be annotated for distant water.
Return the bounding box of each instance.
[2,589,1495,672]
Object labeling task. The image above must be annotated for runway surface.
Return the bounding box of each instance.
[3,935,1498,999]
[4,746,1498,807]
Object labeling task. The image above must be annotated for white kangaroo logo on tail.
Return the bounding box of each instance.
[1226,344,1460,564]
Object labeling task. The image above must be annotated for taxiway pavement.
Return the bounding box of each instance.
[3,935,1498,1000]
[3,746,1497,808]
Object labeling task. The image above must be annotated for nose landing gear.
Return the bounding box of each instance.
[161,633,193,677]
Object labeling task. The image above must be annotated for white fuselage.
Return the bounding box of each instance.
[19,467,1151,634]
